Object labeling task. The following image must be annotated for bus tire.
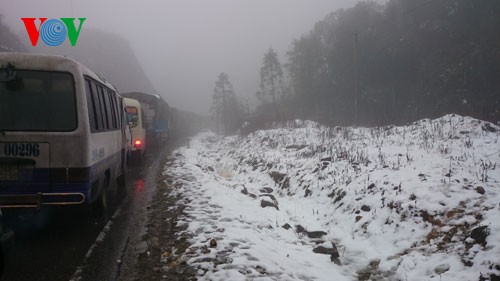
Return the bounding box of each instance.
[94,177,110,216]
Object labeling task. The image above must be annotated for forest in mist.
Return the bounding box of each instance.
[213,0,500,134]
[250,0,500,128]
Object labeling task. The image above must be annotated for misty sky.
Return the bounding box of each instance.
[3,0,374,114]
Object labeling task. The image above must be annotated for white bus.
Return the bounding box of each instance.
[0,53,128,211]
[124,98,146,161]
[121,92,172,148]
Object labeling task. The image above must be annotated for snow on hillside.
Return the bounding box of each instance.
[165,115,500,281]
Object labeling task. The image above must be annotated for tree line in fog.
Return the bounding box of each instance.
[215,0,500,134]
[282,0,500,126]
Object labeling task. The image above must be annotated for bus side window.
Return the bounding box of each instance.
[85,79,98,131]
[106,89,116,130]
[118,98,124,126]
[112,93,121,129]
[107,90,118,130]
[97,85,111,130]
[91,81,105,131]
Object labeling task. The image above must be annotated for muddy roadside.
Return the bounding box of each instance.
[129,145,197,281]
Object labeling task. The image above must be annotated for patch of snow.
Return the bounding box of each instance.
[166,115,500,280]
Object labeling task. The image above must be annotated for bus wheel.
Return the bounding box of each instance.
[94,178,109,216]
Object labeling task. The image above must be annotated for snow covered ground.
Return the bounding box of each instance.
[165,114,500,281]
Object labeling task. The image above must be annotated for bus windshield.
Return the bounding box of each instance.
[0,70,77,132]
[126,106,138,128]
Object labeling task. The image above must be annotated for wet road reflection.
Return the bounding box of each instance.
[135,179,145,193]
[0,145,168,281]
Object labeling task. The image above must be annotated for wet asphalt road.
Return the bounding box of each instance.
[1,146,168,281]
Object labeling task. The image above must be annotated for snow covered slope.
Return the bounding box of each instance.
[166,114,500,281]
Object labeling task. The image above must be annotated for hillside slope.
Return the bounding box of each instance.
[32,28,156,94]
[167,115,500,281]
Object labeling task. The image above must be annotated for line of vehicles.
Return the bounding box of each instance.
[0,52,173,212]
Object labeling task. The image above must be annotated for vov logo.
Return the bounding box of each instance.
[21,18,86,47]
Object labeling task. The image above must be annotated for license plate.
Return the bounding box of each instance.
[0,165,18,181]
[0,142,49,167]
[1,142,41,158]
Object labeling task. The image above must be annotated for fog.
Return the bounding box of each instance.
[3,0,369,114]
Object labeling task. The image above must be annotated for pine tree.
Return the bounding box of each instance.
[212,72,242,135]
[258,48,284,120]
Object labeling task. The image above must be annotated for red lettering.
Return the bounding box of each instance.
[21,18,47,46]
